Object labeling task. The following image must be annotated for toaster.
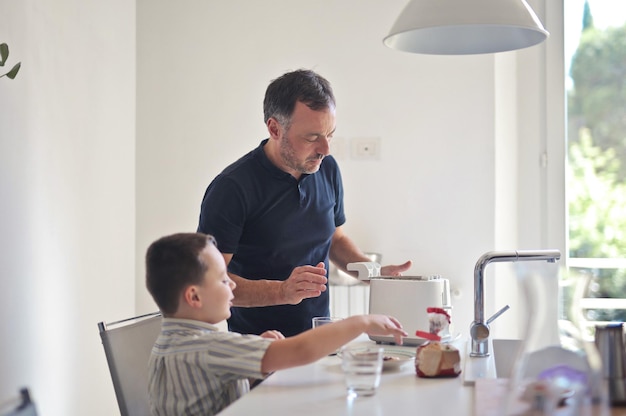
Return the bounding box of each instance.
[347,262,452,346]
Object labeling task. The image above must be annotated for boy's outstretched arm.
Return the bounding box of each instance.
[260,315,407,374]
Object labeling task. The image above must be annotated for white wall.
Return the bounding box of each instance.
[0,1,135,414]
[135,0,564,339]
[135,0,497,327]
[493,0,566,341]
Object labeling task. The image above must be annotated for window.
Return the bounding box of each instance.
[563,0,626,335]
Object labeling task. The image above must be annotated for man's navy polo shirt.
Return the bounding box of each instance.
[198,139,346,337]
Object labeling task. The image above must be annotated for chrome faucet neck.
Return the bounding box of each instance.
[470,249,561,357]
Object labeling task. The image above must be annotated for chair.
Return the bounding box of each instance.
[0,388,37,416]
[98,312,162,416]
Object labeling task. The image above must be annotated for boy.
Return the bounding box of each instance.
[145,232,407,416]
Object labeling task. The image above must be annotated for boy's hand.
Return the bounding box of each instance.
[365,315,408,345]
[260,330,285,340]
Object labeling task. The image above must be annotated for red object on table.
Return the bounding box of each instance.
[415,330,441,341]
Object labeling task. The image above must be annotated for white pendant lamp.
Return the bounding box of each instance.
[383,0,549,55]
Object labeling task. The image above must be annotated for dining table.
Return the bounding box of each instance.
[217,334,626,416]
[218,335,473,415]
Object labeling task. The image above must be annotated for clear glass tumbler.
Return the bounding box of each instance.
[340,346,384,398]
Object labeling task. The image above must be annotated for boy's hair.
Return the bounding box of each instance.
[145,232,217,315]
[263,69,335,128]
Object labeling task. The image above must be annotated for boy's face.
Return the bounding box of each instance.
[195,243,236,324]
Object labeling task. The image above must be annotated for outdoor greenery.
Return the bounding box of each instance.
[566,2,626,322]
[568,6,626,180]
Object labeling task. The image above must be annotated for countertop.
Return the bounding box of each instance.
[218,336,472,415]
[217,335,626,415]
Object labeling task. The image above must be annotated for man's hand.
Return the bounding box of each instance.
[279,262,328,305]
[380,260,412,277]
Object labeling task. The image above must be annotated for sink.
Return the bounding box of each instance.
[463,338,523,385]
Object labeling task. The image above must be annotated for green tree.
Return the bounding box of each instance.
[568,23,626,180]
[565,2,626,325]
[582,0,594,31]
[569,129,626,259]
[568,129,626,321]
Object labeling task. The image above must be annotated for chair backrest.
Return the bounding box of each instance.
[0,388,37,416]
[98,312,162,416]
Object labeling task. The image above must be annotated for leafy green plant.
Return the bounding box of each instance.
[0,43,21,80]
[565,4,626,323]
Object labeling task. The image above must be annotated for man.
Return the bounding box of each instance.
[198,69,411,336]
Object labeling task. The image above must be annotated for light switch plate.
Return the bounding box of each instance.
[351,137,381,160]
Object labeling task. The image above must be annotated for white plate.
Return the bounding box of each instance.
[381,348,415,370]
[338,347,415,371]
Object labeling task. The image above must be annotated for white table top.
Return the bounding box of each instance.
[218,336,474,415]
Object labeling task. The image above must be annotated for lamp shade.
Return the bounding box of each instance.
[383,0,549,55]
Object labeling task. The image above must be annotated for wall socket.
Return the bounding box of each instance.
[351,137,381,160]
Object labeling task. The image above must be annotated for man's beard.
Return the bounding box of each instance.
[279,134,323,175]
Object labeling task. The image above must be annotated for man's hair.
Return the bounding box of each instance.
[263,69,335,128]
[145,233,217,315]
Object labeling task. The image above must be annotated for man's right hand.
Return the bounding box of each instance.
[279,262,328,304]
[224,253,328,307]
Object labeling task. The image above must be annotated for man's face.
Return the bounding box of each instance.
[276,101,336,177]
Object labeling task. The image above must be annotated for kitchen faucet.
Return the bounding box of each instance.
[469,249,561,357]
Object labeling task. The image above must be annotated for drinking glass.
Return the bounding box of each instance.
[312,316,342,328]
[312,316,343,355]
[340,346,384,397]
